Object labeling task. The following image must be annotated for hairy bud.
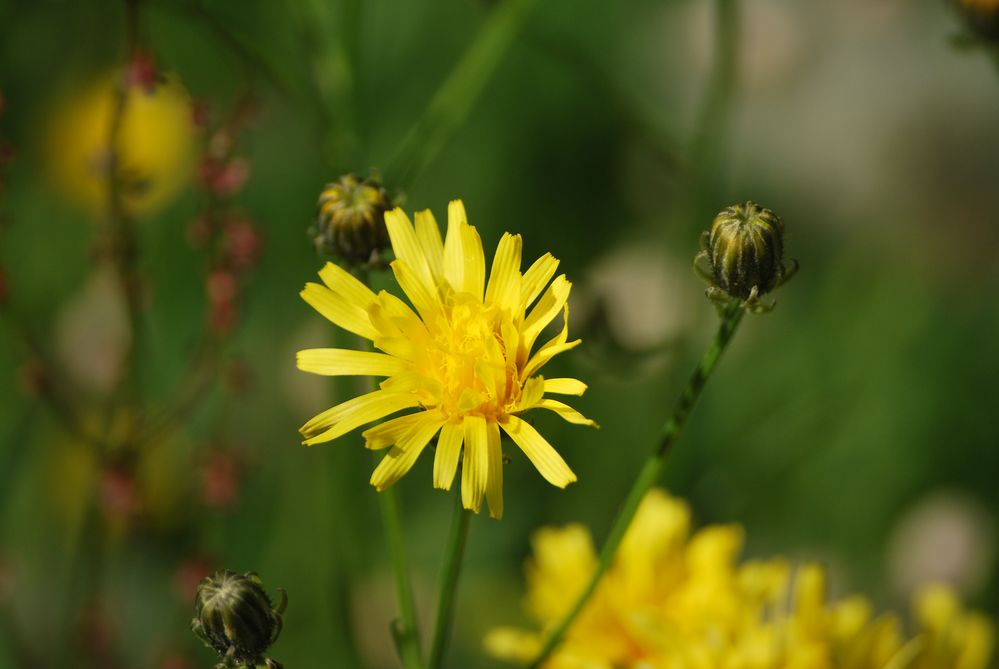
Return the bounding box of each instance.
[191,570,286,669]
[312,173,392,264]
[695,202,797,313]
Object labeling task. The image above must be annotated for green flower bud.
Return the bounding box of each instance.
[191,570,286,669]
[694,201,797,313]
[312,173,392,264]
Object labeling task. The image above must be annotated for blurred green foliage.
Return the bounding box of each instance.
[0,0,997,668]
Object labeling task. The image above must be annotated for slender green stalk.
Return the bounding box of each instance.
[384,0,539,189]
[690,0,739,181]
[689,0,740,224]
[299,0,363,170]
[353,271,424,668]
[527,300,745,667]
[427,491,472,669]
[377,482,425,669]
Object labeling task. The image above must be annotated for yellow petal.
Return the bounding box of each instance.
[520,252,559,310]
[376,291,431,344]
[318,261,378,311]
[414,209,444,281]
[372,335,421,361]
[296,348,409,377]
[483,627,541,662]
[385,208,435,290]
[523,306,581,379]
[517,376,545,410]
[460,223,485,300]
[523,275,571,353]
[390,258,442,322]
[485,232,522,313]
[300,282,379,341]
[370,412,445,491]
[363,412,426,450]
[461,415,489,513]
[443,200,467,292]
[485,421,504,519]
[501,416,576,488]
[534,399,598,427]
[543,378,587,396]
[433,420,463,490]
[301,391,421,445]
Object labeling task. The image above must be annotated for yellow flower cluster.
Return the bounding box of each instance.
[486,490,994,669]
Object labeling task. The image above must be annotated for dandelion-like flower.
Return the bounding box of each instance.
[486,489,995,669]
[297,200,595,519]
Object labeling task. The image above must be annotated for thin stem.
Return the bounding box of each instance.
[0,303,91,442]
[427,491,472,669]
[377,482,425,669]
[105,0,144,443]
[527,300,745,667]
[352,273,424,668]
[298,0,364,171]
[153,0,300,100]
[383,0,539,189]
[690,0,738,179]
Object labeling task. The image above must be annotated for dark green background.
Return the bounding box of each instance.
[1,0,997,667]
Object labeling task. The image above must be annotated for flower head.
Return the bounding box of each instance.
[297,200,595,518]
[487,489,995,668]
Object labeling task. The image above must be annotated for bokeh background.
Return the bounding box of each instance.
[1,0,997,667]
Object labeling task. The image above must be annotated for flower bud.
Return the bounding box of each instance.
[191,570,286,668]
[696,202,796,310]
[312,173,392,263]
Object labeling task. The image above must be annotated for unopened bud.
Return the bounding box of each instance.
[191,570,286,669]
[695,201,797,313]
[312,173,392,264]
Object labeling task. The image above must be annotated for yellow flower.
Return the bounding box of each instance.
[296,200,595,518]
[486,489,995,668]
[46,73,195,217]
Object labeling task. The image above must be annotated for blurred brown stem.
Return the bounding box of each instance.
[0,303,92,443]
[104,0,145,445]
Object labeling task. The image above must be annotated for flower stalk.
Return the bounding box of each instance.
[384,0,539,189]
[427,491,473,669]
[353,276,424,669]
[379,475,425,669]
[527,299,745,667]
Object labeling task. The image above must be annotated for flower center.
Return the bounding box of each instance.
[422,293,519,421]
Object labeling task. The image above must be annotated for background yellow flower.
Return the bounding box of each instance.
[46,72,195,217]
[487,489,995,669]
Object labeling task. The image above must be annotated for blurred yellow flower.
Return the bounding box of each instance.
[486,489,995,668]
[46,72,195,217]
[297,200,595,518]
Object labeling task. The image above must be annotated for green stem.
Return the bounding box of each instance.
[427,491,472,669]
[299,0,363,170]
[352,272,424,668]
[690,0,739,185]
[527,300,745,667]
[384,0,539,189]
[377,482,425,669]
